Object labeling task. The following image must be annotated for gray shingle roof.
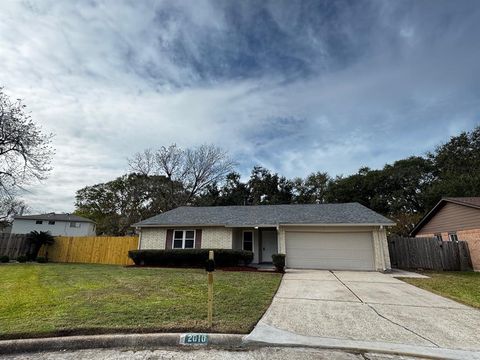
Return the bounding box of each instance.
[14,213,95,223]
[134,203,394,227]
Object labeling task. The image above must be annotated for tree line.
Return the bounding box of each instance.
[75,126,480,236]
[1,86,477,238]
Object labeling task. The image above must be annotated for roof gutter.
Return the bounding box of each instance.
[279,223,395,227]
[133,224,278,228]
[13,217,95,224]
[132,224,228,228]
[133,222,395,228]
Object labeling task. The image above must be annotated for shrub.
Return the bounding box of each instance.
[272,253,286,273]
[36,256,47,263]
[128,249,254,267]
[27,231,55,261]
[16,255,27,263]
[0,255,9,263]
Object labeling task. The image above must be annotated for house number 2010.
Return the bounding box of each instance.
[180,333,208,345]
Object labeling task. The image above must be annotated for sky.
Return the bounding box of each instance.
[1,0,480,213]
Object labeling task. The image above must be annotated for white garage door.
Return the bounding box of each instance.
[286,231,375,270]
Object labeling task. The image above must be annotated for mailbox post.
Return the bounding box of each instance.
[206,250,215,328]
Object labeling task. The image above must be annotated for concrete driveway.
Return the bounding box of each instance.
[246,270,480,358]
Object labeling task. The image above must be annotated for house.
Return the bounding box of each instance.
[410,197,480,270]
[134,203,394,271]
[11,213,96,236]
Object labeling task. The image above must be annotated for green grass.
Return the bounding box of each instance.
[0,263,282,339]
[402,271,480,308]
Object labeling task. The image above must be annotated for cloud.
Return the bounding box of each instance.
[0,0,479,212]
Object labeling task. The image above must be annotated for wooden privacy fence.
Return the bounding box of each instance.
[0,233,29,258]
[388,236,473,271]
[40,236,139,266]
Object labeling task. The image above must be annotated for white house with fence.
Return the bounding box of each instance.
[11,213,96,236]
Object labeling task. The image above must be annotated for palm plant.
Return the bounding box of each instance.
[27,231,55,261]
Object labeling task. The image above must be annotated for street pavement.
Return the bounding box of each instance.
[1,347,423,360]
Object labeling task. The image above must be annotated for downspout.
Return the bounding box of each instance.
[137,227,142,250]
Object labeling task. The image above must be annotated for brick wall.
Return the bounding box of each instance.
[458,229,480,270]
[417,229,480,270]
[201,227,233,249]
[139,228,167,249]
[139,227,232,250]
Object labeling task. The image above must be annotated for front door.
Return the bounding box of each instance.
[261,230,277,263]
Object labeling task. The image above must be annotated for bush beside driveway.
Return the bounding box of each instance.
[0,264,281,339]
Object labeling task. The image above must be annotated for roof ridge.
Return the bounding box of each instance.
[14,213,95,223]
[134,202,393,227]
[179,202,359,209]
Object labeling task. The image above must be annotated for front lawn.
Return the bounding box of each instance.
[402,271,480,308]
[0,263,281,339]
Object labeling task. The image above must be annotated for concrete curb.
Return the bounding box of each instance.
[0,333,245,355]
[245,323,480,360]
[2,329,480,360]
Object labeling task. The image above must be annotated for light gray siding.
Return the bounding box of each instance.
[11,219,95,236]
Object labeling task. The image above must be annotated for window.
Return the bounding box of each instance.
[70,222,81,228]
[434,233,443,241]
[35,220,43,225]
[48,220,55,225]
[448,233,459,242]
[173,230,195,249]
[243,231,253,251]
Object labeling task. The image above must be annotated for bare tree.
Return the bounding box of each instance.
[129,144,235,207]
[0,87,54,213]
[0,196,28,223]
[155,144,185,180]
[128,148,156,176]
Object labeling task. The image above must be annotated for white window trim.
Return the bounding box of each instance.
[173,229,196,249]
[448,233,459,242]
[242,230,254,252]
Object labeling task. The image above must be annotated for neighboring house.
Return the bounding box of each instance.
[11,213,96,236]
[134,203,394,271]
[410,197,480,270]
